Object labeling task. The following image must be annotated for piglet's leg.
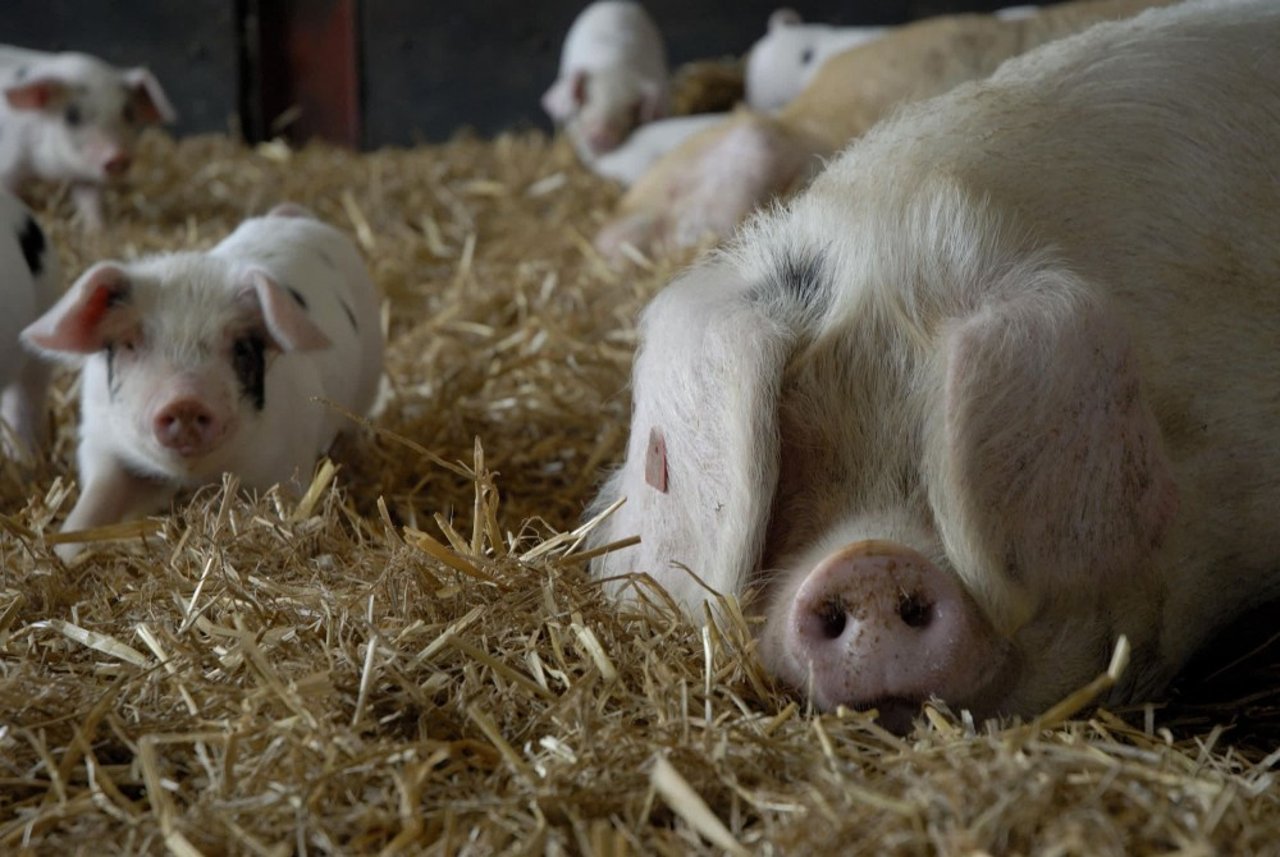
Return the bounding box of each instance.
[70,184,105,232]
[56,455,176,560]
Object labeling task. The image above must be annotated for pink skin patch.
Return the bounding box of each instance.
[645,426,667,492]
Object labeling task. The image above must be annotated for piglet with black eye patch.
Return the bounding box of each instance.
[21,205,384,557]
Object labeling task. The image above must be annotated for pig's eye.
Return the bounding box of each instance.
[64,104,83,127]
[231,333,267,411]
[800,48,815,65]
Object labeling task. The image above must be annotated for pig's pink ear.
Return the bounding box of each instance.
[122,67,177,125]
[935,273,1178,628]
[4,77,69,111]
[241,269,331,352]
[768,8,803,30]
[22,262,133,355]
[586,261,792,611]
[542,77,574,122]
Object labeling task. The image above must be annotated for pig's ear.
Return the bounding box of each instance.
[122,67,177,124]
[266,202,315,220]
[22,262,134,355]
[589,261,793,611]
[768,8,803,30]
[542,77,574,121]
[934,273,1178,631]
[4,77,69,112]
[241,269,331,352]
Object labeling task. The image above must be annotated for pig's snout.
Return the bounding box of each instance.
[785,540,1000,732]
[102,152,132,178]
[153,398,225,457]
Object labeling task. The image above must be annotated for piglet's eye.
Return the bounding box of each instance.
[65,104,83,127]
[800,48,815,65]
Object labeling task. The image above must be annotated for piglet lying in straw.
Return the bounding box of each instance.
[744,8,888,113]
[595,0,1169,262]
[744,5,1043,114]
[23,205,384,557]
[588,0,1280,733]
[0,46,175,231]
[0,189,58,459]
[542,1,669,166]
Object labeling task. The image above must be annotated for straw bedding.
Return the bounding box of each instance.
[1,125,1278,855]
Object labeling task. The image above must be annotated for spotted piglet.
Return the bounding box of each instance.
[0,46,175,230]
[22,206,384,555]
[0,188,57,459]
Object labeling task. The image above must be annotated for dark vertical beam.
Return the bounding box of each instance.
[240,0,363,148]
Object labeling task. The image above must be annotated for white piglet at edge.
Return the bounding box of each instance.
[22,206,384,555]
[588,0,1280,733]
[0,189,58,458]
[0,46,176,230]
[543,1,669,163]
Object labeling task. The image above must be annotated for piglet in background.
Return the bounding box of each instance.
[542,1,670,165]
[745,6,1043,114]
[744,9,888,113]
[0,46,176,230]
[0,189,58,460]
[589,0,1280,731]
[22,205,384,557]
[591,112,725,186]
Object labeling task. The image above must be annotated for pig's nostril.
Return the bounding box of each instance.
[817,598,847,639]
[897,591,933,629]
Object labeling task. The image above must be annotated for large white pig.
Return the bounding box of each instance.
[22,206,383,553]
[0,46,175,230]
[542,1,669,162]
[0,188,58,458]
[588,0,1280,732]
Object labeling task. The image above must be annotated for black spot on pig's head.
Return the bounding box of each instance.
[17,215,46,277]
[753,248,830,322]
[231,333,266,410]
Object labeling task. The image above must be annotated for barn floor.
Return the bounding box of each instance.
[1,129,1278,855]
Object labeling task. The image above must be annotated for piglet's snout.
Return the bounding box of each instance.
[102,152,132,178]
[786,540,998,730]
[153,398,225,458]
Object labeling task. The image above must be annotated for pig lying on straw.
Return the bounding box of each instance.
[588,0,1280,732]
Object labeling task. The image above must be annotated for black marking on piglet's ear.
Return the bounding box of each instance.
[17,215,46,277]
[232,333,267,411]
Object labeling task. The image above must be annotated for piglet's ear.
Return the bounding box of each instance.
[123,67,177,124]
[241,269,331,352]
[4,77,69,111]
[768,8,803,30]
[22,262,132,355]
[934,270,1178,633]
[587,261,793,612]
[541,78,574,122]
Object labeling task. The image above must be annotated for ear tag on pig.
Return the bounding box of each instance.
[645,426,668,493]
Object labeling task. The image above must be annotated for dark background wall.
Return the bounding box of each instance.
[2,0,1046,150]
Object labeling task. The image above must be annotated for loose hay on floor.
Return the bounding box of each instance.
[1,129,1278,855]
